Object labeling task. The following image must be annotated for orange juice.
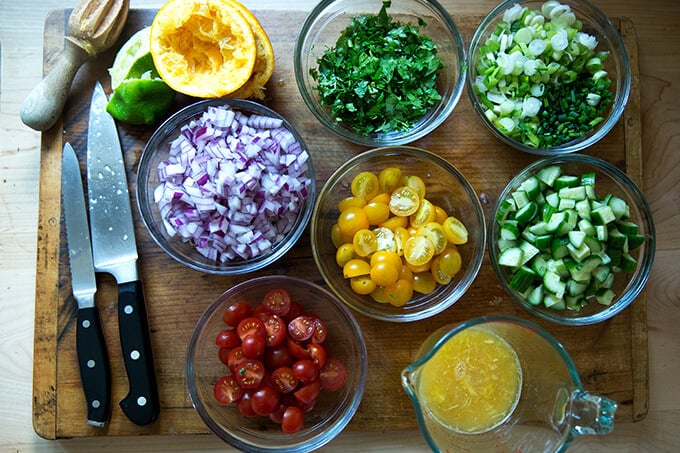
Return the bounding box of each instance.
[418,327,522,433]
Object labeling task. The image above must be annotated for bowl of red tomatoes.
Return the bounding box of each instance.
[310,146,487,322]
[186,276,368,452]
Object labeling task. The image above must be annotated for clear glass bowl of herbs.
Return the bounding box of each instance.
[467,0,631,155]
[294,0,466,146]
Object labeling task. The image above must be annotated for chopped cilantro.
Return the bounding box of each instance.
[310,1,444,136]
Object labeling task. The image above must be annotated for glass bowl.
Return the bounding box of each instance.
[488,154,655,325]
[294,0,466,146]
[186,276,368,452]
[311,146,486,322]
[136,99,315,275]
[466,0,631,155]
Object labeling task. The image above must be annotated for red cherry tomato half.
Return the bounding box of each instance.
[270,367,299,394]
[288,315,315,342]
[237,317,266,340]
[213,375,243,405]
[227,346,246,374]
[262,288,292,317]
[269,404,286,424]
[287,338,310,360]
[319,357,347,391]
[283,301,304,323]
[234,359,265,389]
[292,359,319,384]
[251,385,281,416]
[281,406,305,434]
[310,317,327,344]
[215,329,240,349]
[263,314,286,347]
[237,391,257,417]
[222,301,252,327]
[307,343,327,369]
[218,347,231,366]
[294,379,321,407]
[264,343,293,369]
[241,333,266,359]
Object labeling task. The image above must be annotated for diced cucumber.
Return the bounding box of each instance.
[596,224,608,241]
[567,242,591,263]
[580,172,596,186]
[551,237,570,259]
[627,234,645,250]
[559,185,587,200]
[528,221,550,236]
[568,230,587,248]
[607,195,630,220]
[617,221,639,235]
[509,266,538,292]
[592,265,611,284]
[607,228,628,250]
[498,247,523,268]
[554,175,579,190]
[527,284,544,306]
[545,192,560,208]
[531,254,548,277]
[495,198,516,223]
[534,234,552,251]
[578,218,596,236]
[558,197,576,211]
[596,288,617,306]
[500,221,520,240]
[620,253,638,273]
[515,201,538,226]
[536,165,563,187]
[519,176,541,200]
[519,241,539,266]
[547,258,570,279]
[543,271,566,298]
[567,279,589,296]
[575,199,591,220]
[544,294,566,310]
[512,190,530,209]
[546,211,567,233]
[591,205,616,225]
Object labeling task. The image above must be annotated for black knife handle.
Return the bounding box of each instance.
[76,306,111,427]
[117,280,160,426]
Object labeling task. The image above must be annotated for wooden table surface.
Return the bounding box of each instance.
[1,0,678,451]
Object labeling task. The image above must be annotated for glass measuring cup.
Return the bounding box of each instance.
[401,316,617,452]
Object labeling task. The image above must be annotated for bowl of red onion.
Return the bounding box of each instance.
[136,99,315,274]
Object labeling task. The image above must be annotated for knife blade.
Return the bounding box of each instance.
[62,142,112,428]
[87,81,160,426]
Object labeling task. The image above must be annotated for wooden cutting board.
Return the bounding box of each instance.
[33,8,646,440]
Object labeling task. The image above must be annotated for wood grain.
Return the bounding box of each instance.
[32,8,647,440]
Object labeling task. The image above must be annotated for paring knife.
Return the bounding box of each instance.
[87,81,160,426]
[62,142,112,427]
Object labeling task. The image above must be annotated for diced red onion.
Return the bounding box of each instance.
[154,105,311,263]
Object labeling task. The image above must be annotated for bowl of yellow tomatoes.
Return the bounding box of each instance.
[310,147,486,322]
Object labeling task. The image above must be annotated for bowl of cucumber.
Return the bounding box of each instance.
[489,154,655,325]
[467,0,631,155]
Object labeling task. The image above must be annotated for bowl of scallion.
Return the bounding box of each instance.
[489,154,655,325]
[467,0,631,155]
[294,0,466,147]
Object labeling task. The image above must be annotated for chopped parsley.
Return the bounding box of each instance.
[310,1,443,136]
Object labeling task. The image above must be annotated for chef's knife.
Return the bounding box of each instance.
[87,81,160,426]
[62,142,111,428]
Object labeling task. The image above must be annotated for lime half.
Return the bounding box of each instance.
[107,27,176,125]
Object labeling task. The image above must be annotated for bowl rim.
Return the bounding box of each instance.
[293,0,467,146]
[185,275,369,452]
[311,145,487,322]
[136,98,316,275]
[465,0,632,155]
[487,153,656,325]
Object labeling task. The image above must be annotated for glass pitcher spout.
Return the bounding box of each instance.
[569,389,617,436]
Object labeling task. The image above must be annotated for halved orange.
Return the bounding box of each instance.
[224,0,275,100]
[150,0,257,98]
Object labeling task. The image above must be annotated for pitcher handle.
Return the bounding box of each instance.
[569,389,618,436]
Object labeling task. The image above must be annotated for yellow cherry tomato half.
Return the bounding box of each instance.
[431,255,453,285]
[351,171,380,201]
[393,226,410,256]
[373,227,397,253]
[363,201,391,225]
[416,222,448,255]
[404,235,435,266]
[338,196,366,212]
[370,286,390,304]
[370,261,400,287]
[353,229,378,257]
[434,205,448,224]
[343,259,370,278]
[389,186,420,217]
[438,247,463,276]
[335,243,356,267]
[337,206,369,237]
[369,192,391,205]
[378,167,402,194]
[370,251,403,270]
[350,275,377,295]
[400,175,426,199]
[385,279,414,307]
[443,216,469,245]
[410,198,436,228]
[331,223,343,248]
[412,271,437,294]
[380,215,409,231]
